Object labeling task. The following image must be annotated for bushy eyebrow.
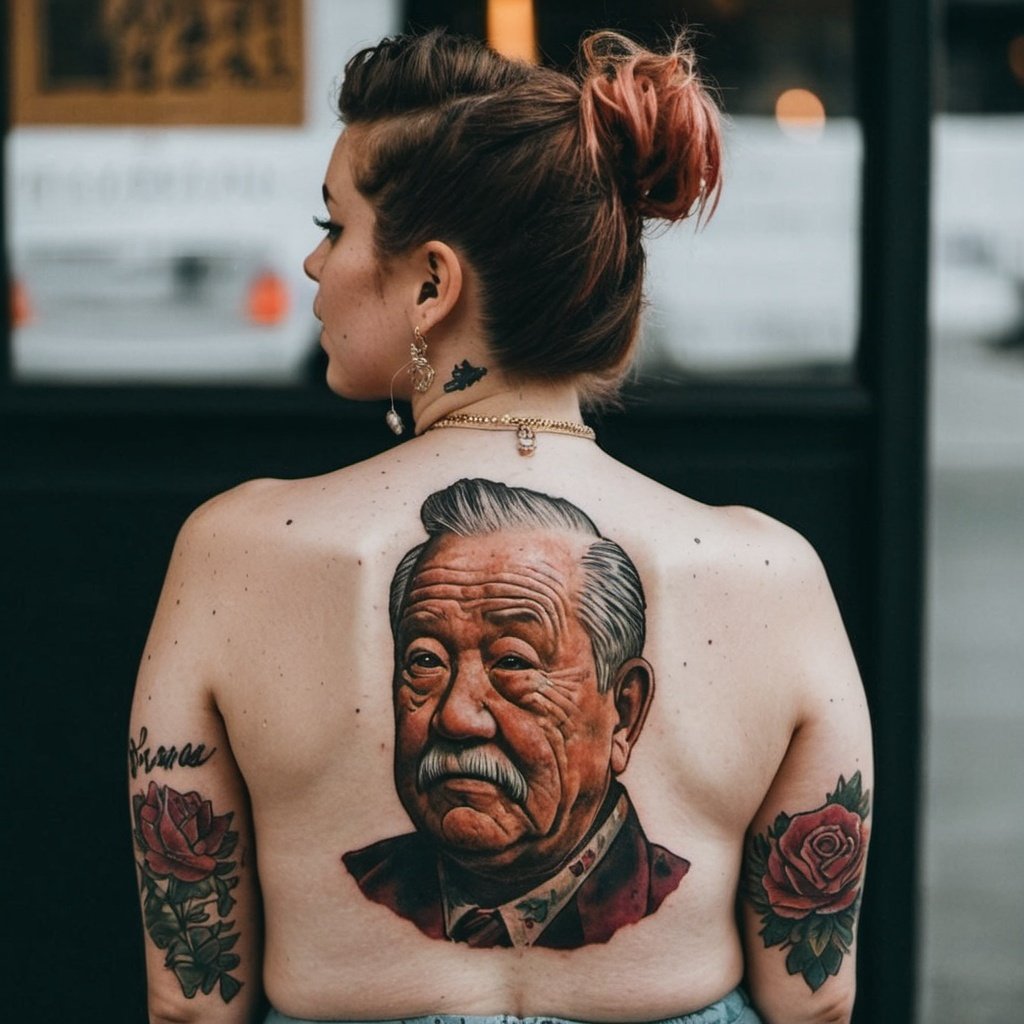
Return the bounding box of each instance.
[322,183,332,205]
[484,607,543,627]
[401,606,447,626]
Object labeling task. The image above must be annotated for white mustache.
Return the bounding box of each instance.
[417,743,529,805]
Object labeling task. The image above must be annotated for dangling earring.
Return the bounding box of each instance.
[409,326,435,393]
[385,392,405,435]
[383,326,436,436]
[385,357,406,434]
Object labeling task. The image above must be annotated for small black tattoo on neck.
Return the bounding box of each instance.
[416,281,439,305]
[443,360,488,392]
[128,725,216,779]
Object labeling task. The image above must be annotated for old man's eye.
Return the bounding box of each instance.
[493,654,533,671]
[408,651,444,670]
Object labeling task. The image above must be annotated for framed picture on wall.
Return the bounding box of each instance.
[11,0,304,125]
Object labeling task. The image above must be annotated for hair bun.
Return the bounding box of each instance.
[578,31,722,223]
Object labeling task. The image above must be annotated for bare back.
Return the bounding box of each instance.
[130,431,870,1024]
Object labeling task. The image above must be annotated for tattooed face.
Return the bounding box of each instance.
[393,531,622,877]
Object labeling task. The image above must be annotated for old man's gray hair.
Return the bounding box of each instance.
[389,478,646,693]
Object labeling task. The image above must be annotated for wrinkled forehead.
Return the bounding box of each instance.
[422,529,587,574]
[403,529,590,609]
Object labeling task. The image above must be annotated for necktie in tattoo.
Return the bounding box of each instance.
[449,907,513,947]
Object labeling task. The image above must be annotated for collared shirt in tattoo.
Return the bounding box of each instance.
[441,792,629,947]
[343,783,690,949]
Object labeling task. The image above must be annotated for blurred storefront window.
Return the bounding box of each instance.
[6,0,861,386]
[6,0,398,386]
[7,1,1020,387]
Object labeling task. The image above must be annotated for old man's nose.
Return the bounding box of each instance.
[432,657,497,741]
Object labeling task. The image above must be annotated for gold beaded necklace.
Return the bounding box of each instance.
[426,413,596,457]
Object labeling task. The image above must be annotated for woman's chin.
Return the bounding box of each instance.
[322,362,347,396]
[323,363,390,403]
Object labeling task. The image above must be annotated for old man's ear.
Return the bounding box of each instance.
[609,658,655,775]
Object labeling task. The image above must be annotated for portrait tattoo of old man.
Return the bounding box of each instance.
[342,478,689,948]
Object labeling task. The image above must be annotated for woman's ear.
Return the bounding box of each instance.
[408,241,463,333]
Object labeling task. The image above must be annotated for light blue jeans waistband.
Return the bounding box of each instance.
[265,986,762,1024]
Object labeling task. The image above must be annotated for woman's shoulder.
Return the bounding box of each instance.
[175,476,312,560]
[603,459,825,580]
[703,501,824,576]
[179,450,405,547]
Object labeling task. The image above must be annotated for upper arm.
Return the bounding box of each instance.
[128,498,264,1023]
[739,529,873,1024]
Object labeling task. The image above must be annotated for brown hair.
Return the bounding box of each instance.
[339,28,722,402]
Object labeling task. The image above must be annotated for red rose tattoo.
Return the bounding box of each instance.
[745,773,871,992]
[763,802,867,918]
[135,781,233,883]
[132,782,244,1003]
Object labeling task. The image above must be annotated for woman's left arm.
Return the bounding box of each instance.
[128,503,263,1024]
[739,526,873,1024]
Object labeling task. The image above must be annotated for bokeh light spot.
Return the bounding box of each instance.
[487,0,537,63]
[775,88,827,141]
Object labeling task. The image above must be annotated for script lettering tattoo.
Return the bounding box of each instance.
[443,359,488,392]
[132,782,243,1003]
[745,772,871,992]
[342,479,689,949]
[129,726,216,779]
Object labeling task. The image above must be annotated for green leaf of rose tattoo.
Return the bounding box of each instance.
[132,781,244,1003]
[745,772,870,992]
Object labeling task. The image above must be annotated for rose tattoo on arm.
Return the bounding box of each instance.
[132,782,244,1003]
[744,772,870,992]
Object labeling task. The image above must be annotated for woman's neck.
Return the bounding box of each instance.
[411,373,585,435]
